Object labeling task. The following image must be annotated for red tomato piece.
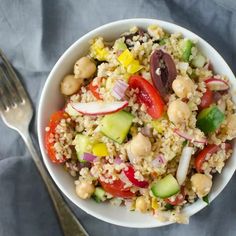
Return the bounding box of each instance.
[129,75,164,119]
[123,165,149,188]
[199,87,213,110]
[165,187,185,206]
[45,111,69,164]
[88,81,102,100]
[100,179,135,198]
[195,143,232,173]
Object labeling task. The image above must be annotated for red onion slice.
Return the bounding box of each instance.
[111,80,129,100]
[82,153,97,162]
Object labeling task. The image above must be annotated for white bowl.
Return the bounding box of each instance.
[37,18,236,228]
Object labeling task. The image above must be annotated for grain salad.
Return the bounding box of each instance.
[44,25,236,224]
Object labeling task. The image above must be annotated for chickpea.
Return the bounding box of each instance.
[135,196,150,213]
[226,114,236,138]
[130,133,151,157]
[75,181,95,199]
[167,99,191,125]
[60,74,83,95]
[191,173,212,198]
[74,57,96,79]
[172,75,195,98]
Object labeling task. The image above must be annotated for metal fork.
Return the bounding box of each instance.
[0,49,88,236]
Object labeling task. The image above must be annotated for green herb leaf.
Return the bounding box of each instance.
[165,203,174,211]
[182,140,188,147]
[202,195,209,205]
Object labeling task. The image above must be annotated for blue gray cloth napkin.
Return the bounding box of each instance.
[0,0,236,235]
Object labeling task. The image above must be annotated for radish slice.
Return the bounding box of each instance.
[70,101,128,115]
[205,78,229,91]
[176,146,193,185]
[174,129,207,144]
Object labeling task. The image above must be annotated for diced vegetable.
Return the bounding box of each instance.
[89,81,102,100]
[82,153,97,162]
[70,101,128,115]
[176,147,193,185]
[74,134,92,162]
[123,165,149,188]
[151,174,180,198]
[181,39,193,62]
[192,53,206,68]
[118,49,134,67]
[113,40,127,51]
[100,111,134,144]
[165,187,185,206]
[90,38,109,61]
[151,197,159,210]
[151,119,164,134]
[118,49,143,74]
[126,60,143,74]
[92,143,109,157]
[93,187,106,203]
[205,78,229,91]
[199,87,213,110]
[194,143,232,172]
[129,75,164,119]
[111,79,129,100]
[197,105,225,133]
[99,179,135,198]
[174,129,207,144]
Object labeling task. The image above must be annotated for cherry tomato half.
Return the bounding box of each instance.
[195,143,232,173]
[129,75,164,119]
[123,165,149,188]
[88,81,102,100]
[165,187,185,206]
[199,87,213,110]
[100,179,135,198]
[45,111,69,164]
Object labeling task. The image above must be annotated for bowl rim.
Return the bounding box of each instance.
[37,18,236,228]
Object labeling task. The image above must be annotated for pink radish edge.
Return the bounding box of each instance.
[70,101,128,115]
[174,129,207,144]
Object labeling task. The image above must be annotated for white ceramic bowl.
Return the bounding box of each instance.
[37,18,236,228]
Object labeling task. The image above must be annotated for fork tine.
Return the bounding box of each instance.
[0,67,14,110]
[0,65,22,106]
[0,49,29,103]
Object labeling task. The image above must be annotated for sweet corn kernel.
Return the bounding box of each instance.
[92,143,109,157]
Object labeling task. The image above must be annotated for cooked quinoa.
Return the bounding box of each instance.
[44,24,236,224]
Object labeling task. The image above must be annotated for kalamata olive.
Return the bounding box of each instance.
[150,50,177,100]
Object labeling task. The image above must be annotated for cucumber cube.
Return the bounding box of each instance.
[100,111,133,144]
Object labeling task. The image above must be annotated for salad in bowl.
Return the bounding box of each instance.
[43,22,236,224]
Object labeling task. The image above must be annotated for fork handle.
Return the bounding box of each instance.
[19,129,89,236]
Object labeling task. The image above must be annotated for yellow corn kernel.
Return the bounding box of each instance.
[92,143,109,157]
[118,49,134,67]
[151,197,159,210]
[151,119,164,134]
[127,60,143,74]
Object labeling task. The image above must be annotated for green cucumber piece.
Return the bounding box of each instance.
[151,174,180,198]
[93,187,106,203]
[196,105,225,134]
[74,134,92,162]
[192,53,206,68]
[100,110,134,144]
[181,39,193,62]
